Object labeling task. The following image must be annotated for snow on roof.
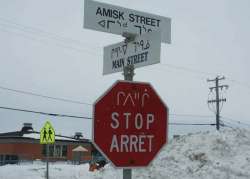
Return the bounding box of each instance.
[72,145,88,152]
[22,133,79,141]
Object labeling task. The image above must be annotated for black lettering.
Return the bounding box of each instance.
[135,14,140,23]
[103,8,111,17]
[126,52,149,66]
[146,17,151,26]
[113,10,118,19]
[134,55,138,63]
[96,7,102,16]
[140,52,146,62]
[143,51,148,61]
[140,16,146,24]
[112,60,117,69]
[129,13,135,22]
[156,19,161,27]
[127,58,131,65]
[119,11,125,20]
[112,59,124,69]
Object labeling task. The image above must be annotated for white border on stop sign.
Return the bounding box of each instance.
[92,80,169,169]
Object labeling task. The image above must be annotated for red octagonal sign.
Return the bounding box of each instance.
[93,81,168,168]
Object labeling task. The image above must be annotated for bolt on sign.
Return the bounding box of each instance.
[84,0,171,44]
[40,121,55,144]
[93,81,168,168]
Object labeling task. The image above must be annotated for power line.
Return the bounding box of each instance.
[2,18,250,96]
[220,121,235,129]
[0,17,100,51]
[169,114,213,118]
[0,106,91,120]
[169,122,215,126]
[221,116,250,127]
[0,105,216,126]
[228,79,250,93]
[0,27,98,55]
[161,63,217,77]
[160,64,250,94]
[2,17,250,94]
[0,85,92,106]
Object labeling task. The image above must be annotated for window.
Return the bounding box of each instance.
[49,145,54,157]
[1,155,19,165]
[42,145,67,158]
[54,145,61,157]
[62,145,67,157]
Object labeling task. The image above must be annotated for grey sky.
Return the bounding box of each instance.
[0,0,250,139]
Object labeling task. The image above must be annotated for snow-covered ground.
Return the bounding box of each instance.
[1,128,250,179]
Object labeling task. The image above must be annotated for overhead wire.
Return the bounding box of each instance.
[169,114,213,118]
[0,105,216,126]
[159,64,250,95]
[169,123,215,126]
[0,21,99,55]
[1,17,250,95]
[0,17,100,50]
[1,18,250,126]
[220,121,235,129]
[0,106,91,120]
[228,79,250,94]
[0,27,97,55]
[160,63,217,77]
[1,17,250,92]
[0,85,92,106]
[221,116,250,127]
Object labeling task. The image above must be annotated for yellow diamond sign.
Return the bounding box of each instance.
[40,121,55,144]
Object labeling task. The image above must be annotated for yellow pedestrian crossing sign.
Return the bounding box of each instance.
[40,121,55,144]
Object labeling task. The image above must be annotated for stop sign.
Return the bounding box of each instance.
[93,81,168,167]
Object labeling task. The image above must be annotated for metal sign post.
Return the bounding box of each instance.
[86,1,170,179]
[46,144,49,179]
[123,63,134,179]
[123,169,132,179]
[40,121,55,179]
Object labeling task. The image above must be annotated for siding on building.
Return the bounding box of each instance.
[0,130,93,164]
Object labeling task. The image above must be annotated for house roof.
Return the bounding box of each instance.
[72,145,88,152]
[0,130,91,143]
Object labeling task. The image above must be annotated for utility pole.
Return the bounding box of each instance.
[207,76,229,130]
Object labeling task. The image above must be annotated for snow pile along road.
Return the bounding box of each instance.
[94,128,250,179]
[1,128,250,179]
[151,128,250,179]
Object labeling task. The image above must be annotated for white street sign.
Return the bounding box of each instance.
[103,31,161,75]
[84,0,171,44]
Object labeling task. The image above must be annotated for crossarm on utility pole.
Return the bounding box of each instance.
[207,76,229,130]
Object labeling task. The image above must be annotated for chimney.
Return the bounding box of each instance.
[21,123,33,133]
[74,132,83,140]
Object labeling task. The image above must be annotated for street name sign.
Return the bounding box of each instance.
[93,81,168,167]
[103,31,161,75]
[84,0,171,43]
[40,121,55,144]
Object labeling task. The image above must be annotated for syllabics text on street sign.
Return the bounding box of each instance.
[103,31,161,75]
[84,0,171,43]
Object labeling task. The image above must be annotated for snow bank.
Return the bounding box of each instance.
[1,128,250,179]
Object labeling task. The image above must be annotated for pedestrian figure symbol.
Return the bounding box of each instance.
[48,128,53,141]
[43,128,47,141]
[40,121,55,144]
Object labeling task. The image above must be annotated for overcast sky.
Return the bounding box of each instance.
[0,0,250,139]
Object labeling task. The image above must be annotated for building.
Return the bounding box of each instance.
[0,123,98,165]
